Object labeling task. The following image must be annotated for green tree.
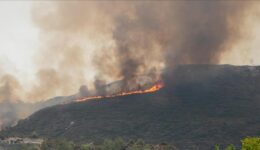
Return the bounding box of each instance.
[20,145,38,150]
[214,144,220,150]
[242,137,260,150]
[40,139,74,150]
[127,139,152,150]
[81,143,94,150]
[225,144,236,150]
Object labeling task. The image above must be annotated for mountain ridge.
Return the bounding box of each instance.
[2,65,260,150]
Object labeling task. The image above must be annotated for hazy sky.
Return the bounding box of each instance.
[1,1,260,101]
[0,2,38,87]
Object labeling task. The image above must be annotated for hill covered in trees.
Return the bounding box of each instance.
[2,65,260,150]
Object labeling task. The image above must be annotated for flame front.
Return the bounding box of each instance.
[76,82,164,103]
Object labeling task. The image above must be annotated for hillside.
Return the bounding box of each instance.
[2,65,260,150]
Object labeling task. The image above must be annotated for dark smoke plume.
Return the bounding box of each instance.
[3,1,254,100]
[165,2,249,65]
[94,77,107,96]
[29,1,253,96]
[79,85,89,98]
[92,1,251,88]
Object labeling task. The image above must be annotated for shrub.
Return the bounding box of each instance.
[225,144,236,150]
[214,144,220,150]
[81,143,94,150]
[127,139,152,150]
[40,139,74,150]
[101,138,125,150]
[241,137,260,150]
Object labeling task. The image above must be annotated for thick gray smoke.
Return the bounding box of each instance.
[165,2,249,65]
[28,1,254,94]
[94,77,107,96]
[79,85,89,98]
[92,1,252,87]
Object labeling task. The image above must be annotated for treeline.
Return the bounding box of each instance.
[19,138,175,150]
[11,137,260,150]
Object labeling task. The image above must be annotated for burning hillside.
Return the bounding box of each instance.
[4,65,260,150]
[76,81,164,103]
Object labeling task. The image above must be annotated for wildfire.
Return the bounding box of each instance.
[76,82,164,103]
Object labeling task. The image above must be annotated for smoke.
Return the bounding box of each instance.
[94,76,107,96]
[25,1,254,98]
[0,75,34,129]
[165,2,250,65]
[0,75,22,102]
[92,1,253,88]
[160,2,252,83]
[79,85,89,98]
[1,0,255,99]
[0,102,17,129]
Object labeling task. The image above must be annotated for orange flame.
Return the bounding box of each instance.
[76,82,164,103]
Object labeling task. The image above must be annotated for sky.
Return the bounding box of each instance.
[0,2,38,87]
[1,1,260,101]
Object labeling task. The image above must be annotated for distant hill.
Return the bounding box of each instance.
[2,65,260,150]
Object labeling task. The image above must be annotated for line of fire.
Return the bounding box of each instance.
[75,80,164,103]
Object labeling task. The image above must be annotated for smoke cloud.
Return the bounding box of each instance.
[0,75,22,102]
[166,2,250,64]
[79,85,89,98]
[27,1,255,98]
[0,75,35,129]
